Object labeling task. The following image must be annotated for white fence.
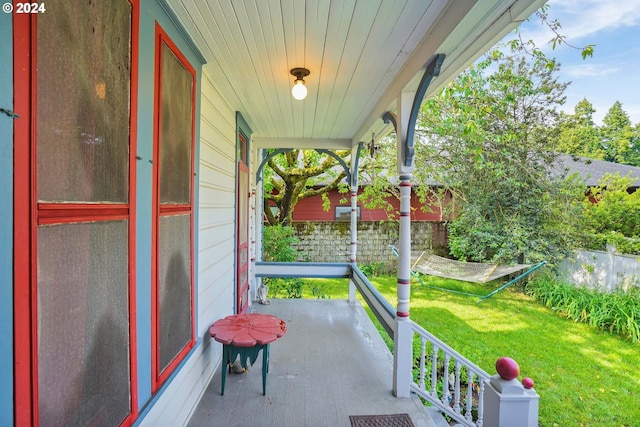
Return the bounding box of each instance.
[559,246,640,292]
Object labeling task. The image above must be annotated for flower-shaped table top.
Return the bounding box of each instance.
[209,313,287,348]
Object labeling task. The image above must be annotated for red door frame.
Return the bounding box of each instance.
[236,161,250,314]
[12,2,140,424]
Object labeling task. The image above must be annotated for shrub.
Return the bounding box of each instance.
[359,261,388,277]
[262,225,305,299]
[526,274,640,342]
[263,224,300,262]
[582,173,640,255]
[268,278,304,299]
[583,231,640,255]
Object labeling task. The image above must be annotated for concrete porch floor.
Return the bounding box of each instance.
[187,298,438,427]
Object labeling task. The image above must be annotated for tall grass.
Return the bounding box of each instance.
[526,275,640,343]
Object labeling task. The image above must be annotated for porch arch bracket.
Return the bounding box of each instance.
[256,148,355,185]
[350,141,364,187]
[382,53,445,167]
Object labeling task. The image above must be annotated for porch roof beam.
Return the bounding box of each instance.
[253,137,352,150]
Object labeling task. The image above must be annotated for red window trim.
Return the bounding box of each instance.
[12,1,140,425]
[150,23,197,393]
[37,203,130,225]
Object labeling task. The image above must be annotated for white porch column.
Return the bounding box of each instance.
[249,187,257,304]
[252,179,264,302]
[391,91,415,398]
[382,54,444,398]
[393,174,413,397]
[348,142,362,303]
[348,184,358,303]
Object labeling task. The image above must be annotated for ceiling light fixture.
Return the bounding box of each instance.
[290,67,310,100]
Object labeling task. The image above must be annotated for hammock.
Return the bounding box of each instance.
[411,253,530,284]
[389,246,546,301]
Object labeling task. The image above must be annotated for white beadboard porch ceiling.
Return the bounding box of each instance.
[166,0,544,150]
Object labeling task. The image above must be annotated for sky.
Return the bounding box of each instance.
[512,0,640,125]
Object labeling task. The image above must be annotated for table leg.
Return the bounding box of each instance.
[262,344,269,395]
[220,343,271,395]
[221,345,230,396]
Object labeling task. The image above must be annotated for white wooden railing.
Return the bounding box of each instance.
[255,262,536,426]
[350,264,490,426]
[409,320,490,427]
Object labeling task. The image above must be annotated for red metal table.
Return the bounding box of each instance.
[209,313,287,395]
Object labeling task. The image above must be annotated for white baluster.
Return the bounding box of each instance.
[466,370,474,422]
[442,354,451,405]
[453,361,461,414]
[419,337,426,390]
[430,345,439,398]
[477,377,485,427]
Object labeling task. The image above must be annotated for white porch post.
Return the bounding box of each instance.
[348,183,358,302]
[348,142,361,303]
[391,91,415,398]
[393,174,413,397]
[384,56,444,397]
[252,178,264,302]
[249,186,257,304]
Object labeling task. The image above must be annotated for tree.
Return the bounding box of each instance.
[415,50,585,265]
[555,98,605,159]
[600,102,639,166]
[510,5,595,68]
[263,149,350,225]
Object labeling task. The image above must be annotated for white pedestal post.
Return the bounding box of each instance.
[483,374,539,427]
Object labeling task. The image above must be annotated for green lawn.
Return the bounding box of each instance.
[300,275,640,427]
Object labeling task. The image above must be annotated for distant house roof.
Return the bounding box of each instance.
[555,154,640,187]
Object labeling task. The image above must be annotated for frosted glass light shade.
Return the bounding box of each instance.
[291,80,307,100]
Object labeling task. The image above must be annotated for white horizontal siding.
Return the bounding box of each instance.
[138,342,222,427]
[197,69,238,333]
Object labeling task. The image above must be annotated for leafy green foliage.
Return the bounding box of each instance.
[600,102,640,166]
[262,225,300,262]
[581,173,640,254]
[584,173,640,237]
[263,149,351,225]
[262,225,305,298]
[512,5,595,67]
[268,278,304,299]
[357,135,402,219]
[555,99,606,160]
[416,52,585,265]
[526,274,640,342]
[555,100,640,167]
[358,261,388,277]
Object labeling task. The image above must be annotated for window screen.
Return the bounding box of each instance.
[159,43,193,205]
[158,214,193,372]
[36,0,132,203]
[154,30,195,384]
[33,1,134,424]
[37,221,130,427]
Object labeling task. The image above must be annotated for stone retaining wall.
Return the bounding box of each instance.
[291,221,448,271]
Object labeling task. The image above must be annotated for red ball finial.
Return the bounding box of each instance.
[522,377,535,389]
[495,356,520,380]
